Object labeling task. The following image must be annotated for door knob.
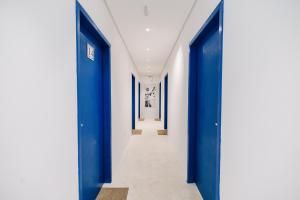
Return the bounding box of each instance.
[214,122,218,127]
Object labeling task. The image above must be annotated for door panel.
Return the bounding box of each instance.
[132,75,135,129]
[138,82,141,119]
[196,27,220,200]
[159,82,161,120]
[164,75,168,129]
[78,30,104,200]
[188,3,223,200]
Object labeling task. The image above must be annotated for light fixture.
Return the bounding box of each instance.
[145,28,150,32]
[146,48,150,51]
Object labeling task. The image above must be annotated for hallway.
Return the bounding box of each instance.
[104,120,202,200]
[1,0,300,200]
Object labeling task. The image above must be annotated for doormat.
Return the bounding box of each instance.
[154,118,161,121]
[132,129,142,135]
[96,187,129,200]
[157,129,168,135]
[138,118,144,121]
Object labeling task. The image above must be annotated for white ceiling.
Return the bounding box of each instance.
[105,0,195,76]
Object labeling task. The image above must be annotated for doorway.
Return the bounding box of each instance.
[159,82,162,120]
[76,2,112,200]
[164,75,168,130]
[138,82,141,119]
[132,74,136,129]
[187,2,223,200]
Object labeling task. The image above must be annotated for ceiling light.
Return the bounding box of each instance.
[146,48,150,51]
[146,28,150,32]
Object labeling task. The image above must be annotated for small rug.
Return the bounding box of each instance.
[154,118,161,121]
[138,118,145,121]
[96,187,129,200]
[132,129,142,135]
[157,129,168,135]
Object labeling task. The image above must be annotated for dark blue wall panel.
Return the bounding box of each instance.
[164,75,168,129]
[76,2,112,200]
[188,2,223,200]
[159,82,161,120]
[138,82,141,119]
[132,75,136,129]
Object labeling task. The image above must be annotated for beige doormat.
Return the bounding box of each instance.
[132,129,142,135]
[138,118,144,121]
[96,187,129,200]
[157,129,168,135]
[154,118,161,121]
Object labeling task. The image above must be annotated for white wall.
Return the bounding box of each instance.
[160,0,300,199]
[221,1,300,199]
[0,0,139,199]
[140,76,160,120]
[160,0,220,175]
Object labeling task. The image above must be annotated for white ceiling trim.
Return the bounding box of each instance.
[103,0,141,77]
[159,0,198,76]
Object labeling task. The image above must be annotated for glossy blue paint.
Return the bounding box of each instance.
[76,2,111,200]
[164,75,168,129]
[159,82,161,120]
[138,82,141,119]
[132,75,136,129]
[187,2,223,200]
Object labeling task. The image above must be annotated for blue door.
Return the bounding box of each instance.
[78,30,103,200]
[164,75,168,129]
[188,3,223,200]
[138,82,141,119]
[159,82,161,120]
[132,75,135,129]
[76,2,112,200]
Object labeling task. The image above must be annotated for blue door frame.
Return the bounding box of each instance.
[132,75,136,129]
[159,82,161,120]
[138,82,141,119]
[76,2,112,200]
[164,75,168,129]
[187,2,223,200]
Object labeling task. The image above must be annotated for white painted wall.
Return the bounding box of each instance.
[0,0,139,199]
[160,0,300,199]
[140,76,160,120]
[221,1,300,199]
[160,0,221,175]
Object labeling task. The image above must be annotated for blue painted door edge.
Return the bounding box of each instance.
[187,1,224,199]
[138,82,141,119]
[159,82,161,120]
[131,74,136,129]
[76,1,112,199]
[164,74,168,129]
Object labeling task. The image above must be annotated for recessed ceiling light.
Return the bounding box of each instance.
[146,28,150,32]
[146,48,150,51]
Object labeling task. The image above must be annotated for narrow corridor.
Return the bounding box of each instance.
[104,120,202,200]
[1,1,300,200]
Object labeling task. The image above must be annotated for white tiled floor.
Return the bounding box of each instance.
[103,120,202,200]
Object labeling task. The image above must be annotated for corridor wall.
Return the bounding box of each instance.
[160,0,300,200]
[0,0,139,199]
